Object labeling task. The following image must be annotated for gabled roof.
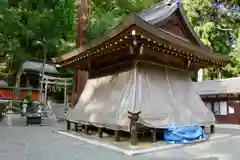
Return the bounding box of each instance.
[138,0,206,49]
[22,61,59,74]
[53,1,229,66]
[194,77,240,95]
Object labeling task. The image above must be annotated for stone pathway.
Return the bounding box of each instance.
[1,115,240,160]
[0,123,160,160]
[56,129,232,156]
[215,124,240,130]
[145,135,240,160]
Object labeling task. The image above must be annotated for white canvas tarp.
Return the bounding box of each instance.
[67,63,215,131]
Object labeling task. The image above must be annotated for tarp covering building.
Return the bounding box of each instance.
[53,1,229,134]
[67,63,215,131]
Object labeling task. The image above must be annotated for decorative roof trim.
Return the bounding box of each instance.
[53,14,229,65]
[138,1,207,49]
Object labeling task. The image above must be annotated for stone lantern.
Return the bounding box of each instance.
[22,99,28,115]
[6,100,14,126]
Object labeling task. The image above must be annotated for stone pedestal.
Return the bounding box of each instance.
[6,110,14,126]
[22,99,28,115]
[22,105,27,114]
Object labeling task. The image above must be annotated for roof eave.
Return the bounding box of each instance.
[133,16,230,63]
[53,15,138,64]
[53,14,229,66]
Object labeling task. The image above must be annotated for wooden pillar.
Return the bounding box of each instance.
[74,123,78,132]
[201,126,206,134]
[66,120,70,131]
[64,80,67,107]
[218,68,222,79]
[152,128,157,143]
[26,76,30,87]
[71,73,76,106]
[130,126,138,145]
[44,80,48,103]
[114,130,120,142]
[15,69,22,88]
[73,0,89,106]
[210,125,215,134]
[84,125,89,134]
[97,128,103,138]
[197,68,204,82]
[128,111,141,146]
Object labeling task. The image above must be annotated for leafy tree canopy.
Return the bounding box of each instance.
[0,0,240,84]
[0,0,76,70]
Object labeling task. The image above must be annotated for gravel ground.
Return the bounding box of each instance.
[145,134,240,160]
[1,115,240,160]
[0,124,162,160]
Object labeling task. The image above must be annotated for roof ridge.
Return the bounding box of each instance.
[138,0,180,17]
[195,77,240,84]
[138,1,165,16]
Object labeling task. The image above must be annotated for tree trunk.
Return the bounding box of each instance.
[72,0,89,106]
[15,69,22,88]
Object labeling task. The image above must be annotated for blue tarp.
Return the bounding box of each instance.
[164,126,207,144]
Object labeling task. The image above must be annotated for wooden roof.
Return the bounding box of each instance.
[194,77,240,95]
[53,1,229,68]
[138,1,207,48]
[22,61,59,74]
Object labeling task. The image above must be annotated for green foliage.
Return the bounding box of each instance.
[0,0,7,13]
[0,0,240,82]
[11,100,21,112]
[53,88,64,103]
[182,0,240,79]
[24,93,36,113]
[183,0,236,54]
[0,0,76,81]
[85,0,160,42]
[224,28,240,76]
[24,93,33,105]
[87,0,240,80]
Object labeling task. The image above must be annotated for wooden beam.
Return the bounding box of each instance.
[40,81,72,85]
[202,96,240,101]
[40,74,73,81]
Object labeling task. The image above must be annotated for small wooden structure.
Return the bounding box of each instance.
[16,60,73,103]
[53,1,229,145]
[19,60,60,88]
[195,77,240,124]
